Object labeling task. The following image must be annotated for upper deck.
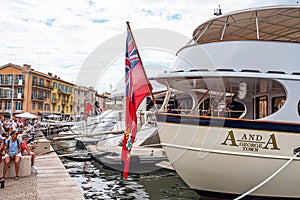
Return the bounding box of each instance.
[171,6,300,75]
[189,6,300,46]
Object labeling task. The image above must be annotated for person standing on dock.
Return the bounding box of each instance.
[1,130,22,180]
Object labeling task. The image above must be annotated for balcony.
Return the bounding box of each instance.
[61,99,68,104]
[51,98,60,103]
[0,80,24,86]
[2,108,22,113]
[58,88,72,95]
[0,93,24,99]
[32,96,45,101]
[15,93,24,99]
[32,82,52,90]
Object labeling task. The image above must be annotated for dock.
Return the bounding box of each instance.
[1,146,85,200]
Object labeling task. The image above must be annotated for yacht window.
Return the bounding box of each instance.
[256,96,268,119]
[272,97,286,113]
[298,101,300,116]
[199,98,245,118]
[174,93,193,114]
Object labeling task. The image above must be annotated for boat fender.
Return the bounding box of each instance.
[293,146,300,156]
[130,155,140,165]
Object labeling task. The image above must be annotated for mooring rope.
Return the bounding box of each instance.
[234,151,300,200]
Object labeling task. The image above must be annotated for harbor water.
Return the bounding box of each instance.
[51,139,203,200]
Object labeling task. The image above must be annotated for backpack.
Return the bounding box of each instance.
[7,138,20,149]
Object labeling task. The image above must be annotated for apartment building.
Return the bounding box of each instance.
[0,63,52,117]
[50,74,74,119]
[74,85,96,119]
[95,92,109,112]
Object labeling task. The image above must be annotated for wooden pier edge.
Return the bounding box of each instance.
[1,143,85,200]
[35,145,85,199]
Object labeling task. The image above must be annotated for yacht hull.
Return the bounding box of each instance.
[156,113,300,198]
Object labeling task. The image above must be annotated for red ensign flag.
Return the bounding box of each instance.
[121,22,152,179]
[84,98,93,120]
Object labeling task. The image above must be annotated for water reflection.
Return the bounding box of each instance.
[63,159,201,199]
[53,139,204,200]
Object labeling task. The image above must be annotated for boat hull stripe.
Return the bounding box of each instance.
[156,113,300,133]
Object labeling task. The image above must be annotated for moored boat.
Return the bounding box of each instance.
[86,120,167,173]
[155,5,300,199]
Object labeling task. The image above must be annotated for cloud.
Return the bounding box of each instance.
[0,0,296,91]
[45,19,56,26]
[91,19,108,23]
[167,14,182,21]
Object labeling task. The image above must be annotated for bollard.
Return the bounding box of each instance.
[0,180,5,188]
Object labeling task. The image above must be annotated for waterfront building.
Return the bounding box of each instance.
[74,85,96,120]
[95,92,109,112]
[0,63,52,118]
[49,74,74,119]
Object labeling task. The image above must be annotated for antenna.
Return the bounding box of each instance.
[214,5,222,16]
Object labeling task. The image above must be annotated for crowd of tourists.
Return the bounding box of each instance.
[0,117,37,181]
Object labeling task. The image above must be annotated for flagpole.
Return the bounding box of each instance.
[84,98,87,136]
[126,21,157,109]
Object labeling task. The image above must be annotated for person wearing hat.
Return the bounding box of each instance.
[21,134,37,172]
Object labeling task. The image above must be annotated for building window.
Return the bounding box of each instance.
[4,90,12,98]
[44,104,50,111]
[38,103,43,110]
[32,76,38,86]
[15,101,23,111]
[38,90,44,100]
[32,102,36,110]
[0,101,2,110]
[58,105,61,112]
[52,105,55,112]
[32,89,36,99]
[4,101,11,110]
[0,75,4,84]
[45,91,50,99]
[7,75,13,85]
[17,88,24,98]
[15,74,24,85]
[39,78,44,86]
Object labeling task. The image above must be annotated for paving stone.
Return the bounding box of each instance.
[1,146,85,200]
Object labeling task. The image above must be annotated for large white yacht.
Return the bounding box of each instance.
[155,6,300,199]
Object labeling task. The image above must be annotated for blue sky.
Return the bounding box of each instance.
[0,0,297,93]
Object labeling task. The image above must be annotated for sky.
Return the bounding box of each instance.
[0,0,297,93]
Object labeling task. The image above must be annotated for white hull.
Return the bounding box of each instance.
[154,6,300,199]
[86,145,167,173]
[157,120,300,198]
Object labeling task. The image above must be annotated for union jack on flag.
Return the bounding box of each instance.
[125,31,139,78]
[122,22,152,179]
